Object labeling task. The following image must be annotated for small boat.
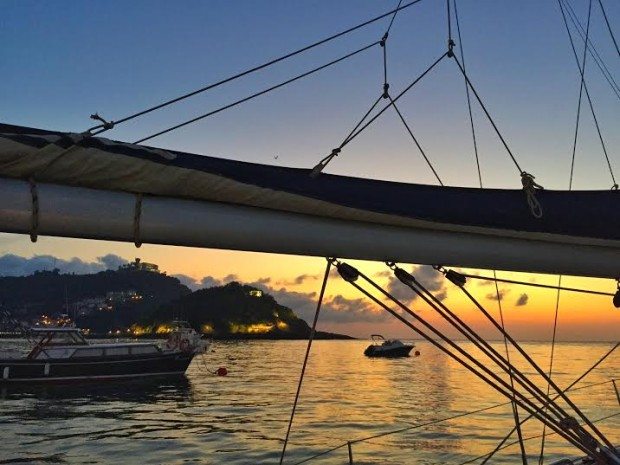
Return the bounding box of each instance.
[364,334,414,358]
[0,321,207,384]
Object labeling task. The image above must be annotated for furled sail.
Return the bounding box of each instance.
[0,123,618,278]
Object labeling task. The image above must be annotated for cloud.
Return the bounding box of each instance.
[384,265,447,305]
[515,293,529,306]
[172,273,201,290]
[0,253,128,277]
[244,278,387,324]
[486,289,510,301]
[277,274,319,286]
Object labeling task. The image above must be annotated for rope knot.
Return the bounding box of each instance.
[612,183,618,190]
[520,171,544,218]
[382,83,390,99]
[380,32,388,47]
[90,113,115,131]
[310,148,341,178]
[447,39,456,57]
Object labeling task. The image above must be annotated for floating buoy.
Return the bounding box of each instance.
[216,366,228,376]
[414,350,420,356]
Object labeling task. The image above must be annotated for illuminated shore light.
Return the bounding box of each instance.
[201,324,214,334]
[229,322,274,334]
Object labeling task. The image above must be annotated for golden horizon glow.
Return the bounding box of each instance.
[1,234,618,341]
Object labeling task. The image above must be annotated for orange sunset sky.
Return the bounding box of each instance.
[1,232,617,342]
[2,1,619,342]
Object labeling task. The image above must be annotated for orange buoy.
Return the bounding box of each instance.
[216,367,228,376]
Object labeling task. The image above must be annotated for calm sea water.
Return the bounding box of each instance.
[0,340,617,465]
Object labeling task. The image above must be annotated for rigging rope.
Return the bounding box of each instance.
[441,268,616,453]
[388,95,444,185]
[493,271,528,464]
[310,52,448,175]
[568,0,592,192]
[335,261,595,455]
[563,0,620,100]
[597,0,620,58]
[558,0,618,190]
[279,259,332,465]
[481,343,619,464]
[538,275,564,465]
[453,0,482,187]
[458,273,616,297]
[135,41,380,144]
[86,0,425,136]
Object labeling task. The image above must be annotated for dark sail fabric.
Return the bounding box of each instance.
[0,123,618,245]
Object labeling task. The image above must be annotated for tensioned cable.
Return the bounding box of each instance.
[493,271,528,464]
[389,265,579,427]
[449,275,616,452]
[87,0,425,135]
[453,0,482,187]
[358,264,590,450]
[135,41,380,144]
[458,412,620,465]
[279,259,332,465]
[540,5,592,458]
[568,0,592,192]
[451,0,526,457]
[451,55,523,175]
[336,263,594,455]
[597,0,620,58]
[459,273,615,297]
[559,0,618,189]
[481,343,618,464]
[388,96,444,185]
[563,0,620,99]
[310,51,448,175]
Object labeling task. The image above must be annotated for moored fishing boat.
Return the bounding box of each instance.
[0,322,207,383]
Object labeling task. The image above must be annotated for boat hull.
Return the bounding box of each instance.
[0,352,194,384]
[364,345,414,358]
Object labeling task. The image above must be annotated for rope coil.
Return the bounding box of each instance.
[521,172,544,218]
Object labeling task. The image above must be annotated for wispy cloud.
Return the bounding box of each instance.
[486,289,510,301]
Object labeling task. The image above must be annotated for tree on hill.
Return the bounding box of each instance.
[150,282,311,338]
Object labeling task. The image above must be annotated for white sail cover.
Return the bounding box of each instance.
[0,123,618,278]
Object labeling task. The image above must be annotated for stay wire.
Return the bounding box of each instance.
[454,280,616,452]
[493,272,528,465]
[390,265,575,424]
[451,55,523,175]
[279,259,333,465]
[481,343,619,465]
[453,0,482,187]
[597,0,620,58]
[388,95,444,185]
[563,0,620,99]
[135,40,380,144]
[311,52,448,174]
[458,273,615,297]
[338,264,593,455]
[367,266,587,442]
[87,0,425,135]
[569,0,592,192]
[559,0,618,189]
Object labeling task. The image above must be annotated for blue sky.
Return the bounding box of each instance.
[1,1,619,339]
[2,0,618,190]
